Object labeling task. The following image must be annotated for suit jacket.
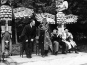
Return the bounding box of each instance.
[20,24,36,42]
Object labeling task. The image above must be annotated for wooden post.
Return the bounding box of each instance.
[5,20,8,31]
[15,23,18,44]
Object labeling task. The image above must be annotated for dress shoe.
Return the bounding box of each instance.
[62,51,67,54]
[42,55,45,57]
[54,52,58,55]
[44,54,48,56]
[27,56,32,58]
[68,50,71,53]
[75,51,79,54]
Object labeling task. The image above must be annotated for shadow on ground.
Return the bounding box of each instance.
[80,63,87,65]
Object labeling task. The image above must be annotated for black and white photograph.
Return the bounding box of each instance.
[0,0,87,65]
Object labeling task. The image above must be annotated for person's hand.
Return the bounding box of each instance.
[36,36,39,39]
[26,40,28,42]
[31,39,34,41]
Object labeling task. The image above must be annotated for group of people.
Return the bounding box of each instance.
[51,27,78,55]
[20,19,36,58]
[19,18,78,58]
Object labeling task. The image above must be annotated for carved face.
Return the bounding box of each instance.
[42,18,47,25]
[5,40,9,44]
[57,0,64,2]
[1,0,7,4]
[56,0,64,5]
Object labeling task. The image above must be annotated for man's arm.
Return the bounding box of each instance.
[19,25,27,41]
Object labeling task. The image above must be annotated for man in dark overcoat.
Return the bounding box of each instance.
[20,20,36,58]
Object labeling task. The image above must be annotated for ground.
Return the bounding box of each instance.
[0,44,87,65]
[1,52,87,65]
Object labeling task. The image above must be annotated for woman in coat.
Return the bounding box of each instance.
[38,18,53,56]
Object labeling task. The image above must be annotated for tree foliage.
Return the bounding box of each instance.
[67,0,87,23]
[43,3,56,15]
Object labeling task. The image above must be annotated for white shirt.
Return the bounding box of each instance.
[30,23,32,28]
[62,31,67,40]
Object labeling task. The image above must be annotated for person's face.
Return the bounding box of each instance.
[65,29,68,33]
[31,20,35,26]
[1,0,7,4]
[53,29,57,34]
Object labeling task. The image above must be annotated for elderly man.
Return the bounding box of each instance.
[65,29,78,53]
[51,29,60,55]
[20,19,36,58]
[62,29,72,50]
[55,28,69,54]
